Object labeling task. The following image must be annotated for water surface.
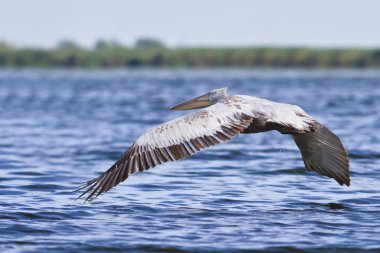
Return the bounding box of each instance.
[0,69,379,252]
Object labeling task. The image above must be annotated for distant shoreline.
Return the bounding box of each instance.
[1,44,379,68]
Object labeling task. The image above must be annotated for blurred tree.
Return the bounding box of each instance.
[57,40,81,50]
[135,38,165,49]
[94,39,125,50]
[94,40,109,50]
[0,39,379,68]
[109,40,124,49]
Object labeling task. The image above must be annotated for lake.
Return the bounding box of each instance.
[0,69,379,252]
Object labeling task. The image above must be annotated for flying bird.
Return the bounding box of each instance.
[77,88,349,201]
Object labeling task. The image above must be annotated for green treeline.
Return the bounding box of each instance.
[1,39,380,68]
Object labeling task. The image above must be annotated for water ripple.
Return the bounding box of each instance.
[0,69,379,252]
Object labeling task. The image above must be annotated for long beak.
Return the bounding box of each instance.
[170,93,212,110]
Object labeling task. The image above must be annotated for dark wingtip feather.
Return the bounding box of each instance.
[293,123,350,187]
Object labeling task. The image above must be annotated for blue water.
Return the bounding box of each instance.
[0,69,379,252]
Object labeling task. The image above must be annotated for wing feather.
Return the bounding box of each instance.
[293,123,350,186]
[77,103,254,201]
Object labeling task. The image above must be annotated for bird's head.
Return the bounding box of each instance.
[170,87,228,110]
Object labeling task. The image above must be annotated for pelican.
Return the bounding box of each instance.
[77,87,349,201]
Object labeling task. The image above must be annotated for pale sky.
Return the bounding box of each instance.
[1,0,380,48]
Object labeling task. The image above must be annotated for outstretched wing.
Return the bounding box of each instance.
[236,95,350,186]
[293,123,350,186]
[77,102,254,201]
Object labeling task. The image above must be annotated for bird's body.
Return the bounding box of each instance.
[77,88,349,201]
